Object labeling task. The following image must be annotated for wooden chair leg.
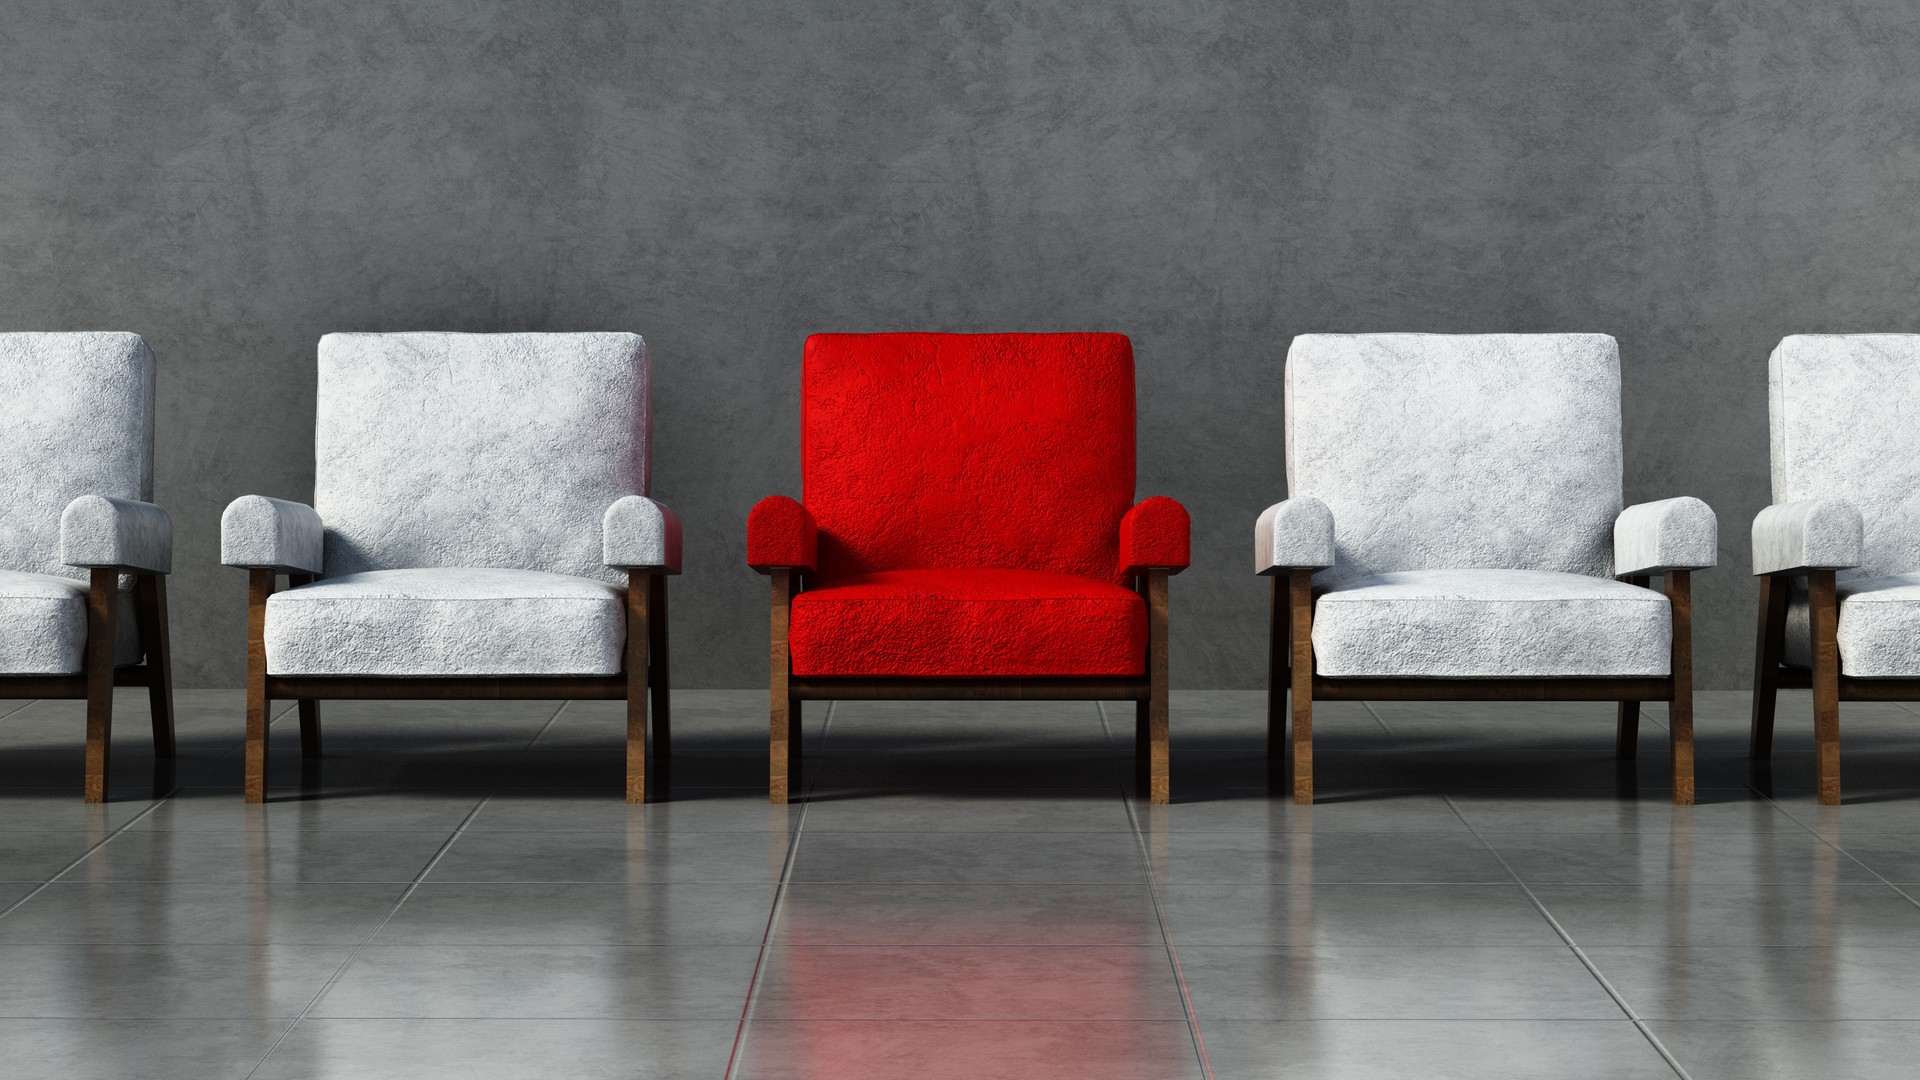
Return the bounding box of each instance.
[1144,571,1170,805]
[1615,702,1639,760]
[133,574,175,759]
[83,569,119,803]
[1809,568,1842,805]
[1667,570,1695,806]
[1749,573,1788,760]
[1268,575,1287,765]
[626,570,652,804]
[649,572,671,763]
[769,570,794,805]
[1288,568,1315,805]
[243,569,273,804]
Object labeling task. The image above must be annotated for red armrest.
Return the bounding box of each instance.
[748,496,818,574]
[1119,496,1191,576]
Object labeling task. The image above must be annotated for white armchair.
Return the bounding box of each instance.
[1750,335,1920,804]
[1258,333,1716,805]
[0,332,175,802]
[221,332,678,803]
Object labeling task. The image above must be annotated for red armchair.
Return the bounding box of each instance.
[749,333,1190,804]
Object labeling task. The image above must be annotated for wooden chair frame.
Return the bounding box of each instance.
[1749,568,1917,805]
[0,568,175,802]
[241,567,669,804]
[1268,567,1696,806]
[766,568,1172,806]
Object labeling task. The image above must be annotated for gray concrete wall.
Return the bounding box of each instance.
[4,1,1916,689]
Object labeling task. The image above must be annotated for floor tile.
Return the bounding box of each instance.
[1588,946,1920,1020]
[1479,830,1877,885]
[470,787,795,832]
[1157,884,1561,946]
[0,882,406,944]
[62,830,452,883]
[1132,792,1470,834]
[0,943,351,1018]
[0,787,161,832]
[774,883,1164,946]
[0,833,101,883]
[1826,831,1920,884]
[251,1018,736,1079]
[1179,946,1620,1019]
[127,788,487,832]
[800,789,1134,832]
[427,830,791,883]
[807,750,1129,791]
[1448,790,1800,833]
[790,832,1147,884]
[1650,1020,1920,1080]
[310,944,759,1018]
[0,1018,287,1080]
[375,883,775,945]
[1200,1019,1675,1078]
[1530,883,1920,947]
[751,945,1184,1018]
[819,699,1112,751]
[732,1019,1205,1080]
[1144,831,1511,884]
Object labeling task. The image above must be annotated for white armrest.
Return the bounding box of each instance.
[604,496,682,573]
[61,496,172,574]
[1613,496,1717,576]
[1751,498,1863,576]
[221,495,324,573]
[1255,497,1335,574]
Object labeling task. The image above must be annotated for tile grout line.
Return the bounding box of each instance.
[1734,776,1920,914]
[1360,701,1396,737]
[0,783,185,923]
[1440,796,1694,1080]
[722,736,816,1080]
[240,699,574,1079]
[1116,759,1214,1079]
[0,698,39,723]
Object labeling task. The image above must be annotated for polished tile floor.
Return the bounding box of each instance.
[3,689,1920,1078]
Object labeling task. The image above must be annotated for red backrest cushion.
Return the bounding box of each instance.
[802,332,1137,583]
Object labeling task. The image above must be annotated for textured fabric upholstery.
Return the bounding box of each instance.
[315,332,649,587]
[1312,569,1671,678]
[1118,497,1191,575]
[220,496,325,573]
[1769,335,1920,583]
[0,332,156,673]
[801,333,1137,584]
[264,568,624,676]
[1780,573,1920,677]
[0,570,141,674]
[1255,497,1336,573]
[1286,334,1623,587]
[747,496,818,572]
[763,333,1175,679]
[1752,499,1864,576]
[0,332,155,581]
[61,496,172,573]
[603,496,682,572]
[788,569,1146,677]
[1613,497,1717,576]
[1765,336,1920,676]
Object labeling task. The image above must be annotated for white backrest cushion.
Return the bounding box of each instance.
[1770,334,1920,581]
[0,333,155,581]
[1286,333,1623,586]
[315,332,649,585]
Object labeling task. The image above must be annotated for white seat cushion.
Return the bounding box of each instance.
[264,568,625,677]
[1311,569,1671,678]
[1784,573,1920,678]
[0,569,141,675]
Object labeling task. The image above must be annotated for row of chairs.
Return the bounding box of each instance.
[1,331,1908,807]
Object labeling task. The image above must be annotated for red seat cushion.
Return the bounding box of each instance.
[788,569,1146,677]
